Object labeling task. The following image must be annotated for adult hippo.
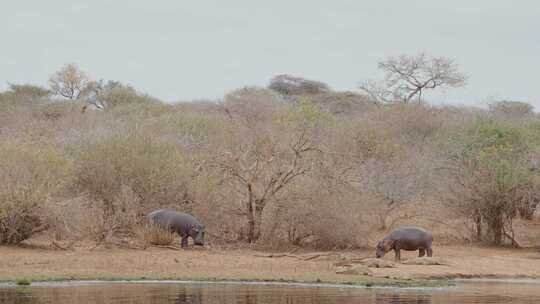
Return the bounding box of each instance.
[146,209,205,248]
[375,226,433,261]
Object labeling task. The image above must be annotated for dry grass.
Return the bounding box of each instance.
[135,222,176,247]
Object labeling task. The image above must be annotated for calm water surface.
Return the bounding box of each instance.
[1,280,540,304]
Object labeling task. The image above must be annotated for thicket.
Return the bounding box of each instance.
[1,70,539,249]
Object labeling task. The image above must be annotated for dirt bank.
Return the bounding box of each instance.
[1,245,539,286]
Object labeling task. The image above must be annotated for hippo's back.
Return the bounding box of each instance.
[389,226,432,249]
[146,209,199,232]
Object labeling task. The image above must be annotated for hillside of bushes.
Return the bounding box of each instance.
[1,67,539,250]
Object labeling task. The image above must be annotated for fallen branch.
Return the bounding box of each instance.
[504,231,521,248]
[300,252,336,261]
[51,240,73,251]
[152,244,183,251]
[254,250,338,261]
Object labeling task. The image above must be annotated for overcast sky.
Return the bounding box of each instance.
[1,1,539,108]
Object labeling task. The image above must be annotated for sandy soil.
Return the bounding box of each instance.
[1,245,539,284]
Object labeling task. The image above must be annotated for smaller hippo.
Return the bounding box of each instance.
[375,226,433,261]
[146,209,205,248]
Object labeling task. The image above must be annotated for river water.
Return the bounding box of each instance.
[1,280,539,304]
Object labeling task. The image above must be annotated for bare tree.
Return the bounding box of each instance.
[359,53,466,104]
[216,128,317,243]
[48,63,90,100]
[80,80,106,112]
[351,154,427,230]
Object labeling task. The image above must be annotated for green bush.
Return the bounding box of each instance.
[445,119,536,245]
[101,83,155,107]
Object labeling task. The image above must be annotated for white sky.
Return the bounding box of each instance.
[1,1,539,108]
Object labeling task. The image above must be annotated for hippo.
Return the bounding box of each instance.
[146,209,205,248]
[375,226,433,261]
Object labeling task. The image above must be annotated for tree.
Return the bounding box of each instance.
[443,119,537,246]
[222,87,283,128]
[6,83,51,100]
[359,53,466,104]
[217,129,317,243]
[215,101,323,243]
[269,74,331,96]
[48,63,90,100]
[488,100,534,118]
[0,83,50,106]
[352,156,426,230]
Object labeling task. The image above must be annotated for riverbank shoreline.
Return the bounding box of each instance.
[1,245,539,288]
[0,277,449,288]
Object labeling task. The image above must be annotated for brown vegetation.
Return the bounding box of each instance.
[0,59,539,252]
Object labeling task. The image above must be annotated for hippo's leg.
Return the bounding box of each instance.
[426,247,433,257]
[180,235,189,248]
[393,248,401,261]
[419,249,426,257]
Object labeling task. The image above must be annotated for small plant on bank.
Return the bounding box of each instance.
[16,279,31,286]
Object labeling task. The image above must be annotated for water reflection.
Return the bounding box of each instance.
[375,292,431,304]
[0,281,539,304]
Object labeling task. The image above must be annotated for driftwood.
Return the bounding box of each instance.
[254,248,337,261]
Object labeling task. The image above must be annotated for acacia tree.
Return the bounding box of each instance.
[359,53,466,104]
[268,74,331,97]
[48,63,90,100]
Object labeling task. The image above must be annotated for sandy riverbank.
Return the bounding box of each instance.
[1,245,539,286]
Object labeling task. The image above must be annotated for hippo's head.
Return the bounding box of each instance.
[375,239,393,258]
[189,224,205,246]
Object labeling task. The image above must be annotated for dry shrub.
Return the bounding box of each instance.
[0,200,43,244]
[304,91,375,115]
[32,100,80,121]
[0,142,70,244]
[260,190,375,249]
[107,102,173,122]
[73,132,194,213]
[223,87,283,127]
[135,222,176,247]
[72,133,195,245]
[378,103,444,146]
[145,112,213,152]
[41,201,79,244]
[78,185,144,246]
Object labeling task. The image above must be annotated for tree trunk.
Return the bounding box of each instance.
[246,184,256,243]
[246,205,256,243]
[474,213,482,241]
[491,214,503,245]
